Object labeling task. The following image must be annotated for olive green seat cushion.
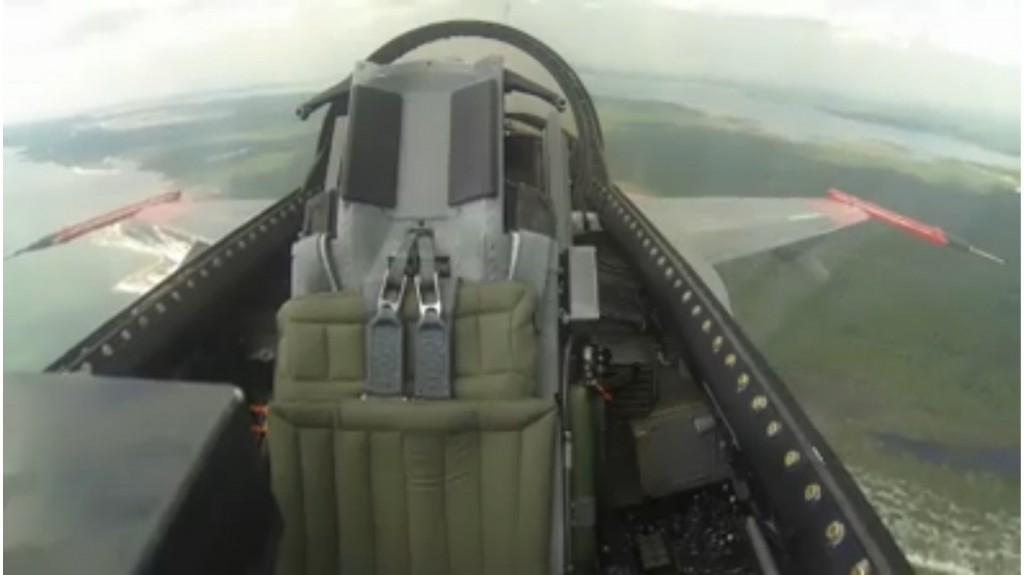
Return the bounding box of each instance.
[269,399,557,575]
[274,282,537,401]
[269,282,562,574]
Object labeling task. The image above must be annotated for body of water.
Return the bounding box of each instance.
[583,73,1020,170]
[2,149,173,370]
[876,432,1020,479]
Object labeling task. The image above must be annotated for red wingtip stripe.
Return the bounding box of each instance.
[52,190,182,244]
[826,187,948,246]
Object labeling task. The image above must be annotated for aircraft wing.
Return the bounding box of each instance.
[5,191,272,294]
[621,183,1004,266]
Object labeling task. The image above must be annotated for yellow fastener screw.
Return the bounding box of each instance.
[784,450,801,467]
[804,483,821,501]
[826,521,845,546]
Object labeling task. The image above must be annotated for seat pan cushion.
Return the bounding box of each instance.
[269,399,556,575]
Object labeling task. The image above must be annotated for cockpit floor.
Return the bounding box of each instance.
[599,482,760,575]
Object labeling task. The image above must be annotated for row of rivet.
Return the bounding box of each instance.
[607,191,868,575]
[79,194,306,367]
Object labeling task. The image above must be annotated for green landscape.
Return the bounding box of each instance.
[597,96,1020,572]
[4,83,1020,572]
[597,96,1019,454]
[4,93,320,201]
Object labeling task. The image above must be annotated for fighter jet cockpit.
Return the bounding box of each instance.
[3,6,1018,575]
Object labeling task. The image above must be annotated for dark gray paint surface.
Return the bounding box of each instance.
[3,373,243,574]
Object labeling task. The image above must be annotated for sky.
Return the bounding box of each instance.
[1,0,1020,122]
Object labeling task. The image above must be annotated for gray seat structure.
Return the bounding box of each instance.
[268,56,595,574]
[292,57,513,298]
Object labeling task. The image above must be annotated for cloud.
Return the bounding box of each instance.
[507,1,1019,118]
[59,7,149,45]
[2,0,502,120]
[1,0,1019,121]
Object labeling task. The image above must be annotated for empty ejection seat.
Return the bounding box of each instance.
[267,56,577,574]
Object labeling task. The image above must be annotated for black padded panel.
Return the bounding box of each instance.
[504,134,554,236]
[4,373,276,574]
[505,134,544,189]
[343,85,402,208]
[449,80,500,206]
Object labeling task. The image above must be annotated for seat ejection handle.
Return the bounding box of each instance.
[413,232,452,399]
[365,232,417,398]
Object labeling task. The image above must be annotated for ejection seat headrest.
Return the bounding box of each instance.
[303,57,515,297]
